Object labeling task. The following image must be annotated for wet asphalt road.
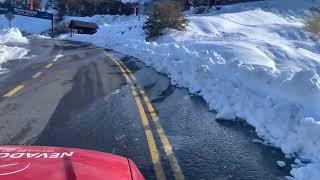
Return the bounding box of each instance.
[0,38,292,179]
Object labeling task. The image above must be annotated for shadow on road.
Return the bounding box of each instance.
[32,62,112,151]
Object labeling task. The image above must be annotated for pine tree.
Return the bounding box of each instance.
[143,5,162,39]
[143,1,189,40]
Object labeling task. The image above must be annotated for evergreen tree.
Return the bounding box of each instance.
[143,1,189,40]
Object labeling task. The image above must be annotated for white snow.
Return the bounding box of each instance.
[277,161,287,168]
[0,28,29,71]
[0,45,29,66]
[59,1,320,179]
[291,163,320,180]
[0,28,28,44]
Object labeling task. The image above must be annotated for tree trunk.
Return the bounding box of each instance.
[205,0,210,12]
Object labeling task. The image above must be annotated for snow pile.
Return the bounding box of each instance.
[0,28,28,44]
[62,1,320,179]
[0,28,29,70]
[277,161,286,168]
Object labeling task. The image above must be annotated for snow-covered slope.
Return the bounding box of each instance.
[0,28,29,72]
[61,1,320,178]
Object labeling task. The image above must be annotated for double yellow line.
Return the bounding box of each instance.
[109,55,184,180]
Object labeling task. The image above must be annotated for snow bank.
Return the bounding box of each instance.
[0,28,28,44]
[0,45,29,65]
[291,163,320,180]
[62,1,320,179]
[0,28,29,70]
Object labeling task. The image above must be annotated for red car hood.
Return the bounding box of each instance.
[0,146,144,180]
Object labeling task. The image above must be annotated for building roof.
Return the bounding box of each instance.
[69,20,99,30]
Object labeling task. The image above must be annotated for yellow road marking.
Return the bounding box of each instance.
[3,85,24,97]
[111,58,166,180]
[32,72,42,79]
[137,86,184,180]
[118,60,184,180]
[45,63,53,69]
[130,86,166,180]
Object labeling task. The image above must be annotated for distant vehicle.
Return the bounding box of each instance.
[0,146,144,180]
